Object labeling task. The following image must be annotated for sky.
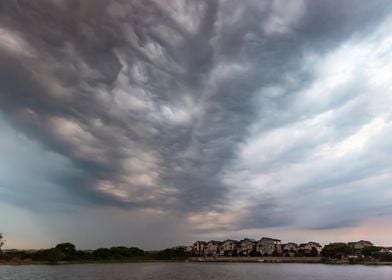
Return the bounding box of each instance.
[0,0,392,250]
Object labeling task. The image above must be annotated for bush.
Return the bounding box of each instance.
[321,243,352,259]
[361,246,380,257]
[379,253,392,262]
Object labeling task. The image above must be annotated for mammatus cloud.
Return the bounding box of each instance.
[0,0,391,248]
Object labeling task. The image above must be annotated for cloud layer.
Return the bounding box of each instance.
[0,0,391,248]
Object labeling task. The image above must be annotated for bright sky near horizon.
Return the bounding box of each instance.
[0,0,392,250]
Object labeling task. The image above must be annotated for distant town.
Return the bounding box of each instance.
[188,238,323,257]
[177,237,392,263]
[1,233,392,265]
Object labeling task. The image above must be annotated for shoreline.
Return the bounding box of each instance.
[0,259,185,266]
[188,256,392,266]
[189,256,321,263]
[1,257,392,266]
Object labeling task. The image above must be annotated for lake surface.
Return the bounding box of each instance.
[1,263,392,280]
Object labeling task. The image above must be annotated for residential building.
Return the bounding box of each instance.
[298,242,322,256]
[237,238,257,256]
[205,240,221,256]
[2,249,19,253]
[282,242,298,256]
[192,241,206,256]
[379,247,392,254]
[348,240,373,251]
[219,239,239,256]
[257,237,282,256]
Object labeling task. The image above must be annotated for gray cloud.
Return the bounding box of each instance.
[0,0,392,248]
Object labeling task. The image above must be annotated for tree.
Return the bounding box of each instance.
[47,248,64,264]
[0,233,4,252]
[55,242,76,260]
[156,247,192,260]
[55,243,76,255]
[309,247,319,257]
[361,246,380,257]
[379,252,392,262]
[321,243,352,259]
[93,248,112,260]
[110,246,144,258]
[297,249,306,257]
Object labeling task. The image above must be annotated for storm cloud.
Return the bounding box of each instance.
[0,0,391,248]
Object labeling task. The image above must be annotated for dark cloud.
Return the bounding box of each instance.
[0,0,392,247]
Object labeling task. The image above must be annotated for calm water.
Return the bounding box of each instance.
[1,263,392,280]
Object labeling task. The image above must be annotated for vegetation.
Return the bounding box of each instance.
[0,236,193,264]
[321,242,392,264]
[0,233,4,252]
[361,246,380,257]
[379,252,392,262]
[296,247,320,257]
[321,243,352,259]
[154,247,193,260]
[1,234,391,265]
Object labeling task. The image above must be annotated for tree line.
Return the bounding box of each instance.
[321,243,392,262]
[0,234,193,264]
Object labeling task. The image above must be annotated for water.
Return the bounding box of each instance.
[1,263,392,280]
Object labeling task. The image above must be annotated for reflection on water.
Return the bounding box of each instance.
[1,262,392,280]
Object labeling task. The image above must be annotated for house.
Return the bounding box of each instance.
[204,240,221,256]
[185,245,193,252]
[379,247,392,254]
[282,243,298,256]
[298,242,322,256]
[2,249,19,253]
[257,237,282,256]
[219,239,239,256]
[348,240,373,251]
[192,241,207,256]
[237,238,257,256]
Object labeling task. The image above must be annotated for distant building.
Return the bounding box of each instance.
[379,247,392,254]
[348,240,373,251]
[257,237,282,256]
[2,249,19,253]
[282,243,298,256]
[299,242,322,256]
[237,238,257,256]
[205,240,221,256]
[192,241,207,256]
[185,245,193,252]
[219,240,238,256]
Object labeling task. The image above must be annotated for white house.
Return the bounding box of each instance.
[237,238,257,256]
[219,240,238,256]
[299,242,322,256]
[257,237,282,255]
[192,241,206,256]
[205,240,221,256]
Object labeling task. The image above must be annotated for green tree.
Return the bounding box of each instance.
[46,248,65,264]
[156,247,192,260]
[379,252,392,262]
[55,243,76,255]
[309,247,319,257]
[109,246,144,258]
[321,243,352,259]
[55,242,76,260]
[297,249,306,257]
[93,248,112,260]
[361,246,380,257]
[0,233,4,252]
